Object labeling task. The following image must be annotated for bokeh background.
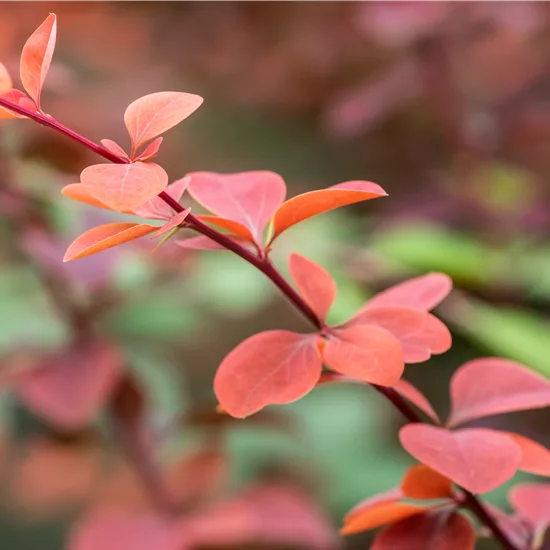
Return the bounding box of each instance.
[0,2,549,549]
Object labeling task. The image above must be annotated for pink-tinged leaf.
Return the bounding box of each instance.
[393,379,440,423]
[323,325,404,386]
[196,215,256,243]
[176,235,247,251]
[68,510,181,550]
[100,139,129,161]
[448,358,550,427]
[364,273,453,312]
[61,184,113,210]
[504,433,550,477]
[372,511,475,550]
[510,482,550,529]
[16,340,122,430]
[133,177,189,221]
[479,504,532,550]
[399,425,522,494]
[20,14,57,109]
[151,209,190,239]
[133,137,163,162]
[345,307,450,363]
[288,254,337,322]
[0,89,32,119]
[124,91,203,152]
[214,331,322,418]
[80,162,168,212]
[0,62,12,94]
[188,171,286,242]
[400,464,453,500]
[271,180,386,241]
[64,223,157,262]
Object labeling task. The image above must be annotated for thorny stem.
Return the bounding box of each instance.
[0,96,521,550]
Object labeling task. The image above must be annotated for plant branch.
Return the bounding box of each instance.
[0,95,519,549]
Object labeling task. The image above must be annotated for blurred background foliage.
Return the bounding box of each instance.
[0,2,550,549]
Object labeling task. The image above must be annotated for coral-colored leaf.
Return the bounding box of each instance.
[400,464,453,500]
[196,215,256,242]
[64,223,157,262]
[288,254,336,322]
[214,331,322,418]
[80,162,168,212]
[61,184,113,210]
[510,482,550,529]
[132,177,189,221]
[393,379,440,423]
[124,91,203,152]
[448,358,550,427]
[20,13,57,109]
[345,307,450,363]
[399,425,522,494]
[188,171,286,242]
[100,139,129,161]
[271,180,386,241]
[134,137,163,162]
[372,511,475,550]
[0,89,31,119]
[505,433,550,477]
[16,340,122,430]
[323,325,404,386]
[152,209,190,239]
[0,62,12,94]
[364,273,453,312]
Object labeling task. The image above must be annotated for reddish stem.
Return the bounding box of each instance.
[0,95,520,550]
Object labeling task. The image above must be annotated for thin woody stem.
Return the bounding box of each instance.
[0,95,520,550]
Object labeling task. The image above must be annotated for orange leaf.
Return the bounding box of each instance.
[400,464,453,500]
[80,162,168,212]
[271,180,386,241]
[61,184,112,210]
[197,215,256,243]
[288,254,336,322]
[214,331,323,418]
[20,13,56,109]
[505,433,550,477]
[323,325,404,386]
[152,209,190,239]
[100,139,129,161]
[393,379,440,424]
[0,62,12,94]
[124,91,203,152]
[64,223,157,262]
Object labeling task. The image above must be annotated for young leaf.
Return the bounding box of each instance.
[505,433,550,477]
[400,464,453,500]
[61,184,113,210]
[288,254,337,322]
[363,273,453,312]
[16,340,122,430]
[509,482,550,529]
[372,511,475,550]
[64,223,157,262]
[20,13,57,109]
[0,62,12,93]
[124,91,203,152]
[323,325,404,386]
[448,358,550,427]
[393,379,440,424]
[151,209,190,239]
[214,331,323,418]
[100,139,129,161]
[133,176,189,221]
[196,215,256,243]
[399,425,522,494]
[133,137,163,162]
[271,180,386,241]
[80,162,168,212]
[344,307,451,363]
[187,171,286,242]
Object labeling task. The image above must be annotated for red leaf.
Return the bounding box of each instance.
[323,325,404,386]
[196,215,256,243]
[187,171,286,242]
[61,184,114,210]
[16,340,123,430]
[363,273,452,312]
[448,358,550,427]
[393,379,440,424]
[399,425,522,494]
[124,91,203,152]
[68,510,181,550]
[100,139,129,161]
[372,511,475,550]
[510,482,550,529]
[64,223,157,262]
[151,209,190,239]
[20,14,56,110]
[505,433,550,477]
[80,162,169,212]
[288,254,336,322]
[400,464,453,500]
[271,181,386,241]
[344,307,451,363]
[214,331,323,418]
[133,177,189,221]
[133,137,163,162]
